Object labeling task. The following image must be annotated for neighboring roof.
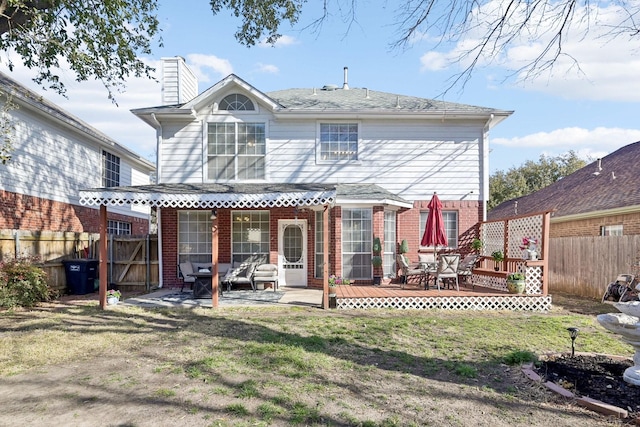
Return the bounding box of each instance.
[132,74,512,129]
[488,141,640,221]
[79,183,412,209]
[0,72,155,172]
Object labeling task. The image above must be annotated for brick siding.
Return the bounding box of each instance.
[551,212,640,237]
[0,189,148,234]
[161,200,482,288]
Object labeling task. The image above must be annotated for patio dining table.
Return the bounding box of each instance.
[419,261,438,290]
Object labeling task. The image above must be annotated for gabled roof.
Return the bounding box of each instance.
[0,72,155,171]
[488,141,640,221]
[131,73,512,128]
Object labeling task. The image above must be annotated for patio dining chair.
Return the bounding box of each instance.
[397,254,426,289]
[457,254,480,289]
[434,254,461,291]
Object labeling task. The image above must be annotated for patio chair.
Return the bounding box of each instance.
[457,254,480,289]
[434,254,461,291]
[222,260,258,292]
[252,264,279,292]
[397,254,425,289]
[179,261,212,292]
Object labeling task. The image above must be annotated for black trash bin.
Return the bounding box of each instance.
[63,259,99,295]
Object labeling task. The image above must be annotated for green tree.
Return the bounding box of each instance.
[0,0,160,102]
[488,151,588,210]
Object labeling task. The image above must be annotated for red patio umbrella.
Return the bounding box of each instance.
[421,193,448,251]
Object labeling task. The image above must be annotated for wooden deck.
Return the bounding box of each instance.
[332,281,552,311]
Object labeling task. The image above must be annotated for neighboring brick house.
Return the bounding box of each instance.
[0,72,155,237]
[80,57,512,290]
[488,140,640,237]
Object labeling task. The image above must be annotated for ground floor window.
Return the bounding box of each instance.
[601,224,623,236]
[107,220,131,235]
[342,208,372,279]
[419,210,459,248]
[231,210,269,265]
[178,211,211,264]
[383,210,396,278]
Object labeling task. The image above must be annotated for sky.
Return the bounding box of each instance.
[2,0,640,174]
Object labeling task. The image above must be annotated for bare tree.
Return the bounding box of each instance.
[211,0,640,91]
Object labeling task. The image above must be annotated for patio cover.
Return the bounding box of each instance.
[79,182,411,310]
[79,183,337,209]
[79,183,413,209]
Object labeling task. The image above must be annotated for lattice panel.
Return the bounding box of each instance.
[507,215,543,259]
[79,190,336,209]
[471,273,507,292]
[336,295,552,311]
[525,266,543,294]
[481,222,504,257]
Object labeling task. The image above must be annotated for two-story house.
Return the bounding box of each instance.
[81,56,511,293]
[0,71,155,239]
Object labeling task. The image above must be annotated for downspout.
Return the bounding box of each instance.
[150,113,164,288]
[156,207,163,288]
[150,113,162,183]
[481,114,494,221]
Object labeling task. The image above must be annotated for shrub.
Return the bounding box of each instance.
[0,257,53,308]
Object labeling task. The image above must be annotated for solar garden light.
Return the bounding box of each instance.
[567,327,579,357]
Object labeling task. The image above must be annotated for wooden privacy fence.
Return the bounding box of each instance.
[548,235,640,299]
[0,230,159,294]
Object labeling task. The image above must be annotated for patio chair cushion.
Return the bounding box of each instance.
[223,261,257,290]
[179,262,195,283]
[252,264,279,291]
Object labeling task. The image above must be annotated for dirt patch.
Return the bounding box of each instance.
[536,354,640,417]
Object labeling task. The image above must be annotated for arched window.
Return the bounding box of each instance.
[219,94,254,111]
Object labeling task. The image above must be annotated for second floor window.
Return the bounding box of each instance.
[319,123,358,161]
[207,123,265,180]
[102,151,120,187]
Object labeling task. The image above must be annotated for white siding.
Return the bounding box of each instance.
[161,57,198,106]
[0,100,152,219]
[267,118,483,201]
[157,109,484,203]
[159,121,204,183]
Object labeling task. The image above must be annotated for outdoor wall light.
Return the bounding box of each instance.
[210,208,218,220]
[567,327,579,357]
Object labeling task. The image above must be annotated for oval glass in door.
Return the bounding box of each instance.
[278,220,307,287]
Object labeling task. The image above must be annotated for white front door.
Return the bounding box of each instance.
[278,219,307,288]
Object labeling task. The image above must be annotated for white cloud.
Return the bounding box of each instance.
[493,127,640,160]
[419,51,449,71]
[258,34,299,47]
[185,53,233,84]
[254,63,279,74]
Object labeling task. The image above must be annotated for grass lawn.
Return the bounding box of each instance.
[0,293,630,426]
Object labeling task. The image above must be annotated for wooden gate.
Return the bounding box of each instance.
[107,235,159,292]
[0,230,159,294]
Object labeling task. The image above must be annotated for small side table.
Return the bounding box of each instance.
[189,272,223,299]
